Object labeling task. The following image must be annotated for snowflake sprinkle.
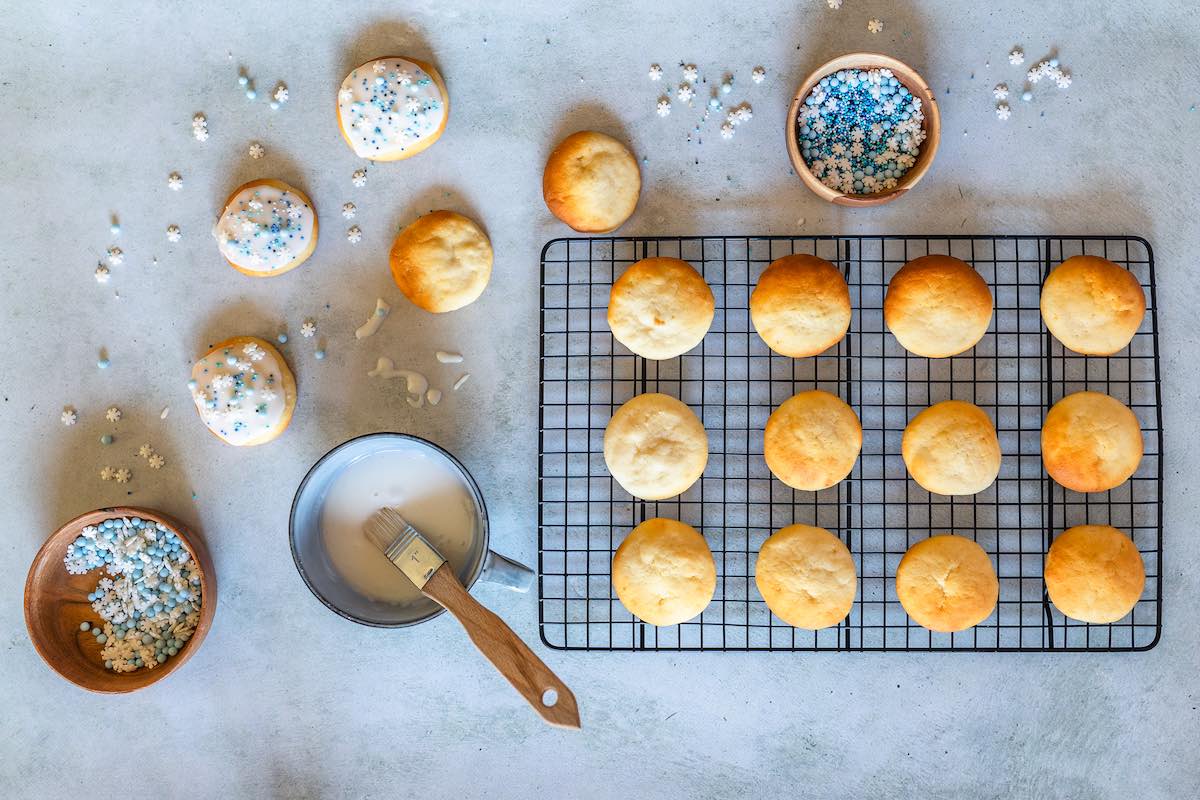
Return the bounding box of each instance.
[826,0,842,8]
[751,66,766,84]
[95,264,110,283]
[166,225,181,242]
[105,406,122,422]
[273,84,288,103]
[248,142,265,159]
[648,64,663,81]
[114,468,131,484]
[994,83,1009,100]
[138,444,154,459]
[677,83,695,102]
[347,226,362,244]
[996,103,1012,120]
[656,97,672,117]
[300,320,316,338]
[167,172,183,191]
[106,247,123,266]
[148,454,165,470]
[720,122,735,139]
[352,169,367,187]
[342,202,356,219]
[1009,49,1025,66]
[867,18,884,33]
[61,407,78,426]
[99,466,115,481]
[682,64,698,82]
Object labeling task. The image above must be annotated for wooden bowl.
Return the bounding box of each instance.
[24,507,217,693]
[786,52,941,207]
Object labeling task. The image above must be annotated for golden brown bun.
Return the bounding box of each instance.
[543,131,640,233]
[604,393,707,500]
[219,179,318,278]
[1044,525,1145,623]
[755,524,856,629]
[608,257,714,360]
[763,390,862,491]
[389,211,493,313]
[750,254,851,357]
[884,255,993,358]
[611,518,716,626]
[1041,255,1145,355]
[336,57,449,162]
[1042,391,1143,492]
[896,535,998,632]
[195,336,296,447]
[902,400,1000,495]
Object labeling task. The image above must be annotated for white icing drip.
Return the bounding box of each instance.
[354,298,391,339]
[435,350,463,364]
[212,183,315,273]
[190,341,289,445]
[337,58,446,159]
[368,357,428,407]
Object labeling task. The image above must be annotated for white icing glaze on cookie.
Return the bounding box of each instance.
[337,58,446,159]
[189,340,290,445]
[212,183,315,274]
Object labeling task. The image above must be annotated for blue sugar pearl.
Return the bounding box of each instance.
[87,592,96,601]
[105,660,113,669]
[245,88,257,100]
[100,434,113,445]
[270,101,280,110]
[238,75,248,86]
[97,358,110,369]
[167,647,177,656]
[1022,91,1033,102]
[156,654,167,664]
[91,626,101,636]
[314,349,326,360]
[96,634,107,644]
[141,634,153,645]
[277,333,288,343]
[131,517,142,526]
[114,630,125,640]
[134,658,143,667]
[79,622,90,631]
[1049,58,1059,68]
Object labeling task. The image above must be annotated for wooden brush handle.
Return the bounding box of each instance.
[422,563,581,729]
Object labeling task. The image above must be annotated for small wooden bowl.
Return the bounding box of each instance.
[786,52,941,207]
[24,507,217,693]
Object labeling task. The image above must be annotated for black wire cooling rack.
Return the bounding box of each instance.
[538,235,1162,652]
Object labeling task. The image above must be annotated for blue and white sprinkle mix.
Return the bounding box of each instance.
[64,517,202,673]
[796,68,925,195]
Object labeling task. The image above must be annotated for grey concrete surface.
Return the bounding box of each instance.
[1,1,1198,797]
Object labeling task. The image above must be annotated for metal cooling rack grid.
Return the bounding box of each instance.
[538,235,1162,652]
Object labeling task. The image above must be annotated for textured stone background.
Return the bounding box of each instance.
[1,1,1197,797]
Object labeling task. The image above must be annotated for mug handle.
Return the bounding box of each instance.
[479,550,534,593]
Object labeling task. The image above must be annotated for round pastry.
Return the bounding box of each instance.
[750,254,851,357]
[763,390,862,491]
[755,524,856,630]
[336,56,448,161]
[611,518,716,626]
[896,535,999,633]
[188,336,297,446]
[1042,391,1143,493]
[543,131,641,233]
[604,393,708,500]
[902,400,1001,495]
[389,211,493,313]
[213,179,317,277]
[1041,255,1146,355]
[884,255,993,358]
[1044,525,1145,623]
[608,257,714,360]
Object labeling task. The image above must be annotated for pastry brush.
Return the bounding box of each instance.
[364,507,580,729]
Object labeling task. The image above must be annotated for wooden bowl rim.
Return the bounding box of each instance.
[23,506,217,694]
[785,52,942,207]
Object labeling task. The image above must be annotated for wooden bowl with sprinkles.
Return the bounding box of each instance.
[787,52,941,207]
[24,507,216,693]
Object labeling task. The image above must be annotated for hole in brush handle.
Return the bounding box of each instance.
[541,688,559,707]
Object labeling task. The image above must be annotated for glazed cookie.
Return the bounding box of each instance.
[604,393,708,500]
[755,524,857,630]
[213,179,318,277]
[608,257,715,360]
[389,211,493,313]
[543,131,641,233]
[612,518,716,626]
[763,390,862,491]
[337,57,449,161]
[188,336,297,446]
[750,254,851,358]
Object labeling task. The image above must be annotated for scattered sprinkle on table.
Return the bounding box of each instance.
[192,113,209,141]
[994,83,1009,100]
[273,83,288,104]
[352,169,367,187]
[63,516,203,673]
[138,443,154,459]
[682,63,698,82]
[677,83,695,102]
[436,350,464,364]
[300,320,316,338]
[453,373,471,391]
[1009,48,1024,66]
[867,18,884,34]
[100,434,113,445]
[826,0,842,8]
[656,97,671,117]
[347,225,362,243]
[110,218,121,236]
[648,64,663,81]
[342,202,356,219]
[105,406,122,423]
[61,407,77,426]
[166,224,181,242]
[95,264,110,283]
[106,246,123,266]
[148,454,165,469]
[996,104,1011,121]
[168,172,183,191]
[277,332,288,344]
[160,407,170,420]
[99,466,115,481]
[797,67,925,195]
[752,66,766,84]
[114,467,131,484]
[314,348,326,360]
[248,142,265,159]
[1022,90,1033,102]
[97,355,110,369]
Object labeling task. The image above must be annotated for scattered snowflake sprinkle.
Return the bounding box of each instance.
[347,226,362,243]
[95,264,111,283]
[996,103,1012,120]
[248,142,265,159]
[751,66,766,84]
[339,88,353,102]
[649,64,663,81]
[720,122,735,139]
[114,468,131,484]
[994,83,1009,100]
[342,202,356,219]
[138,444,154,459]
[106,247,123,266]
[1055,72,1072,89]
[191,113,209,142]
[656,97,672,117]
[677,83,695,102]
[352,169,367,187]
[682,64,698,82]
[99,466,115,481]
[867,18,884,33]
[105,406,122,422]
[166,225,181,242]
[61,407,78,426]
[167,172,183,191]
[300,320,316,338]
[1009,49,1024,66]
[148,454,165,470]
[273,84,288,103]
[826,0,842,8]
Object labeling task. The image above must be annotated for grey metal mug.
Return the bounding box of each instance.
[289,432,532,627]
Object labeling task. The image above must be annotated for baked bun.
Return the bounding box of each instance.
[604,393,707,500]
[1041,255,1145,355]
[543,131,640,232]
[213,179,317,277]
[336,57,448,161]
[896,535,998,632]
[1042,391,1143,492]
[755,524,856,629]
[764,390,862,491]
[902,400,1000,495]
[608,257,714,359]
[612,518,716,626]
[1044,525,1145,623]
[389,211,493,313]
[188,336,296,446]
[750,254,851,357]
[884,255,993,357]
